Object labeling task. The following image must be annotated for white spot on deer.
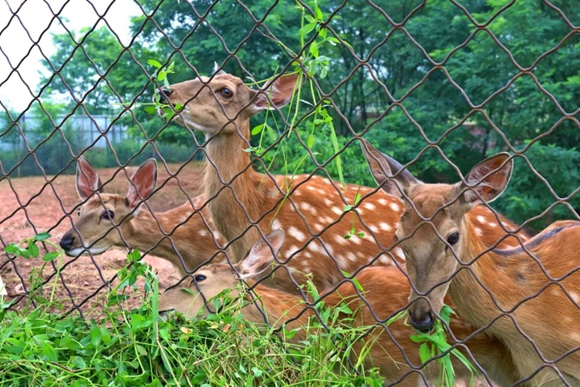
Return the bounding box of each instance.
[393,247,405,261]
[269,187,280,198]
[475,228,483,237]
[300,202,315,213]
[313,223,325,232]
[331,207,342,216]
[571,333,580,343]
[303,266,311,274]
[286,245,300,257]
[307,186,316,191]
[476,215,486,224]
[198,229,208,237]
[570,291,580,304]
[272,219,282,230]
[346,252,357,262]
[308,242,322,254]
[304,251,312,258]
[379,255,392,265]
[488,222,497,228]
[379,222,392,231]
[369,225,379,233]
[363,202,376,211]
[322,216,334,224]
[324,198,334,207]
[335,235,348,245]
[334,254,347,268]
[378,198,388,206]
[288,226,306,242]
[389,202,400,212]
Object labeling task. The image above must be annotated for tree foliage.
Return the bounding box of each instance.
[32,0,580,231]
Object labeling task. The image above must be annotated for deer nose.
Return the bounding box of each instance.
[409,309,434,333]
[59,234,75,251]
[157,87,172,103]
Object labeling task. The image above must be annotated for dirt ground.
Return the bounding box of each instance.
[0,161,205,316]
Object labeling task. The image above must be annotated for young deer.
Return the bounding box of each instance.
[361,140,580,386]
[159,69,528,292]
[59,157,228,275]
[158,230,521,387]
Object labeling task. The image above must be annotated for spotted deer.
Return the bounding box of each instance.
[59,156,228,275]
[159,68,528,293]
[361,140,580,386]
[159,230,522,387]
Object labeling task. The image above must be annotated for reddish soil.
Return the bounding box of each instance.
[0,161,205,316]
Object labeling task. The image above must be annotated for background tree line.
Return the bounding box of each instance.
[2,0,579,231]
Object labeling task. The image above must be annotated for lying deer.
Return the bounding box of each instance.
[59,156,228,275]
[158,68,528,292]
[158,229,521,387]
[361,140,580,386]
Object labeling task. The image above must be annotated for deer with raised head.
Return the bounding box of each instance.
[59,157,228,275]
[158,68,529,292]
[361,139,580,386]
[159,229,522,387]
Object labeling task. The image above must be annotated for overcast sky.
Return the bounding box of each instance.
[0,0,141,112]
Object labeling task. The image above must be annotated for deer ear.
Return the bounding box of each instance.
[237,230,285,279]
[360,139,418,200]
[76,156,103,200]
[460,153,513,205]
[213,61,227,76]
[126,159,157,211]
[250,74,299,114]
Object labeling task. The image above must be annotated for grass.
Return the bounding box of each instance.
[0,234,478,386]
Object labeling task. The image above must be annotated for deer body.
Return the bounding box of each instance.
[60,157,228,275]
[162,70,528,293]
[159,230,521,387]
[361,140,580,386]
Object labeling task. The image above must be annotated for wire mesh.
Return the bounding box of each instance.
[1,0,579,385]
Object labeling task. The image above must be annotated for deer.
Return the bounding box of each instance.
[361,139,580,386]
[59,156,228,275]
[158,229,523,387]
[158,67,529,293]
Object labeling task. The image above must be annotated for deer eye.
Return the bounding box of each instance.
[447,232,460,246]
[194,274,207,283]
[101,210,115,221]
[219,88,233,98]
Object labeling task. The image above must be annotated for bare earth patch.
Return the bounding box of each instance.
[0,161,205,316]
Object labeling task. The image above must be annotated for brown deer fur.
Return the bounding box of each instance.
[158,230,521,387]
[362,139,580,386]
[161,70,529,293]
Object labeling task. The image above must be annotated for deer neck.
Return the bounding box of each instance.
[447,217,525,329]
[203,120,265,261]
[118,203,218,272]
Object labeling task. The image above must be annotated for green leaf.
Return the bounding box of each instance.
[307,134,315,149]
[28,242,39,258]
[157,71,167,82]
[33,232,51,241]
[418,342,431,363]
[5,244,19,255]
[147,59,162,68]
[42,252,59,262]
[251,124,265,136]
[314,5,324,21]
[298,22,316,37]
[309,40,319,58]
[18,247,30,259]
[144,106,157,115]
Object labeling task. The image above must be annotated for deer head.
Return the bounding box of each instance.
[158,70,299,137]
[158,229,285,318]
[59,157,157,257]
[361,139,513,332]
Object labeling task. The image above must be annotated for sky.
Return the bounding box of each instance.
[0,0,142,112]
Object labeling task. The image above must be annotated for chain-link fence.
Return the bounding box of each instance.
[1,0,580,385]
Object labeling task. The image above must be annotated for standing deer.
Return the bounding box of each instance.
[158,230,522,387]
[59,156,228,275]
[361,139,580,386]
[159,68,528,292]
